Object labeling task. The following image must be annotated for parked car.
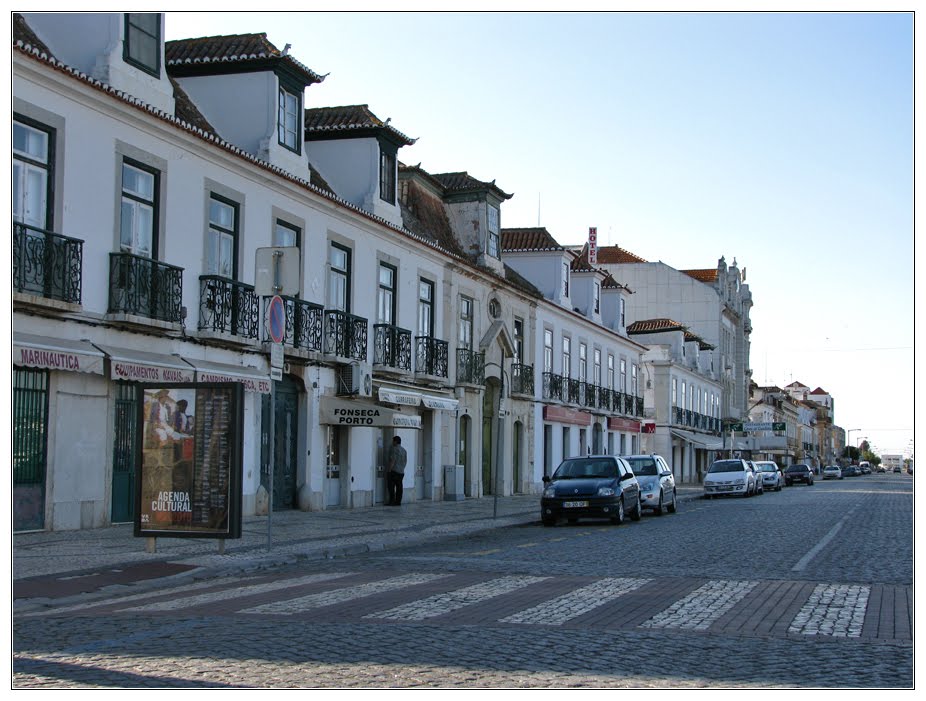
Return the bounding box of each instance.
[754,460,784,491]
[823,465,843,480]
[746,462,764,495]
[623,454,678,515]
[541,455,643,527]
[785,464,815,486]
[860,465,871,475]
[703,459,755,498]
[893,466,902,473]
[843,465,861,477]
[877,465,887,473]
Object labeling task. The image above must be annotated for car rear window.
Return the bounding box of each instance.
[625,457,657,476]
[709,460,744,473]
[553,458,618,479]
[786,466,806,472]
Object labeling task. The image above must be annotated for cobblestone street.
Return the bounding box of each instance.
[13,476,913,688]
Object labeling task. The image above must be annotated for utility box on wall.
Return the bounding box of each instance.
[443,464,464,501]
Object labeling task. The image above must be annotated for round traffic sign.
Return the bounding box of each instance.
[267,295,286,344]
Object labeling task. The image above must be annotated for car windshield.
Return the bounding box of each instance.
[553,459,618,479]
[709,460,743,473]
[625,457,657,476]
[786,466,805,473]
[759,464,777,473]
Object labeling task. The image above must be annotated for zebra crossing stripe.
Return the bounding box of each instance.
[18,575,262,617]
[118,572,355,612]
[364,575,549,621]
[788,584,870,637]
[240,573,451,615]
[500,577,649,625]
[641,580,759,630]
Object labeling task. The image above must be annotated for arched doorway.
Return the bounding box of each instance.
[481,376,502,496]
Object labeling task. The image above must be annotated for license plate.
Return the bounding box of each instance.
[563,501,588,508]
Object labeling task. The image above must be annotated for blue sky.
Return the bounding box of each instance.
[166,11,915,458]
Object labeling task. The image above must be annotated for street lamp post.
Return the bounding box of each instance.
[846,428,862,463]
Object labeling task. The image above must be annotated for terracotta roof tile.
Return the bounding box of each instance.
[595,245,648,264]
[684,330,715,350]
[683,268,718,283]
[810,387,828,395]
[165,32,325,85]
[626,318,686,334]
[13,13,52,56]
[500,227,564,252]
[304,104,415,145]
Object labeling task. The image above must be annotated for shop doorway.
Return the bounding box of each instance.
[111,381,138,523]
[13,367,48,532]
[325,425,345,507]
[261,376,300,510]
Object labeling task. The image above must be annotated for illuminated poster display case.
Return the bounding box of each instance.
[134,383,243,539]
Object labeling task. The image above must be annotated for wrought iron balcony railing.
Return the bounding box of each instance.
[199,275,259,339]
[261,295,323,352]
[108,252,182,323]
[324,310,368,362]
[456,348,485,385]
[510,363,535,396]
[415,337,449,378]
[581,381,598,409]
[373,324,412,371]
[635,397,644,417]
[13,222,83,304]
[598,387,613,412]
[566,378,581,404]
[542,372,565,402]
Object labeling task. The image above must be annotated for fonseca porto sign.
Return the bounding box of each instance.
[320,398,422,429]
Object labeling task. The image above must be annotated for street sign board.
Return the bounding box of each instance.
[270,341,284,369]
[732,421,788,432]
[270,366,283,381]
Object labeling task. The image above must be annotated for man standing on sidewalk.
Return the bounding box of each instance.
[386,436,407,506]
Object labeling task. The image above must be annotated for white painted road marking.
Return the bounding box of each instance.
[641,580,759,631]
[500,577,649,625]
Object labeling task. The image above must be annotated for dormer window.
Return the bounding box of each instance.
[593,282,600,314]
[487,204,500,258]
[562,262,570,298]
[124,13,161,77]
[278,86,301,152]
[379,148,396,204]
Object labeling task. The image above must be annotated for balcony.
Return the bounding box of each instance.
[542,372,565,402]
[13,222,83,305]
[108,252,182,323]
[262,295,323,352]
[456,348,485,386]
[199,275,260,341]
[373,324,412,373]
[510,363,534,397]
[597,387,613,412]
[324,310,368,362]
[415,337,449,379]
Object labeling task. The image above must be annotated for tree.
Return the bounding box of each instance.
[842,446,860,461]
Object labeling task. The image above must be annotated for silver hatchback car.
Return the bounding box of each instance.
[623,454,678,515]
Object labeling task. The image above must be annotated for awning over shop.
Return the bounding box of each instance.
[320,397,421,428]
[13,332,104,375]
[92,344,195,383]
[377,387,422,406]
[182,357,271,394]
[420,394,459,411]
[377,386,459,411]
[671,429,726,450]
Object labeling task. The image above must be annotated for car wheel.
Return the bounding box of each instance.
[631,495,643,521]
[655,491,665,516]
[611,498,625,525]
[542,517,556,527]
[667,490,678,513]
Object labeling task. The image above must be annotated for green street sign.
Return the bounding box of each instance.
[772,422,786,432]
[728,422,743,432]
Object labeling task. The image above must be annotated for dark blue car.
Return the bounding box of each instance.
[541,456,642,527]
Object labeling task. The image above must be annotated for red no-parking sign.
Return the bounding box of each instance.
[267,295,285,344]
